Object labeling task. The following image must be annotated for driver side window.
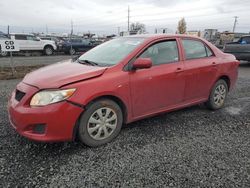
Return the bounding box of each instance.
[139,40,179,66]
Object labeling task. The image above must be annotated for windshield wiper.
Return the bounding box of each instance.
[77,59,99,66]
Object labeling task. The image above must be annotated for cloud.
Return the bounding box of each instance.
[0,0,249,34]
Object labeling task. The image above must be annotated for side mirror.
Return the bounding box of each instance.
[132,58,152,70]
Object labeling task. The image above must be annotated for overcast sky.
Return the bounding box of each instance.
[0,0,249,35]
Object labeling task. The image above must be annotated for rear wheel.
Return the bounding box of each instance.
[78,99,123,147]
[44,46,54,56]
[206,79,228,110]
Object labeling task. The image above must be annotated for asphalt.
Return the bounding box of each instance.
[0,59,250,187]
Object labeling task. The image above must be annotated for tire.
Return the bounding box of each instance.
[0,50,8,57]
[69,48,76,55]
[78,99,123,147]
[206,79,228,110]
[44,46,54,56]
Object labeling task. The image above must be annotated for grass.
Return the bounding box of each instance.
[0,65,45,80]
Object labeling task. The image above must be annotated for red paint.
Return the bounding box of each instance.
[8,35,239,142]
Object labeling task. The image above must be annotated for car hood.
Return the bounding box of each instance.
[23,60,107,89]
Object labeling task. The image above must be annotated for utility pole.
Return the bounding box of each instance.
[46,25,48,34]
[232,16,238,33]
[7,25,15,76]
[127,6,130,33]
[7,25,10,35]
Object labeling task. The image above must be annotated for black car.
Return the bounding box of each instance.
[59,38,97,55]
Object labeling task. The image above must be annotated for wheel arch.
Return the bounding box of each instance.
[86,95,128,122]
[72,95,128,141]
[43,44,54,50]
[217,75,231,90]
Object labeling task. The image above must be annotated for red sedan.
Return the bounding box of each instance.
[8,34,239,147]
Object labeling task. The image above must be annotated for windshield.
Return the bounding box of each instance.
[78,37,145,66]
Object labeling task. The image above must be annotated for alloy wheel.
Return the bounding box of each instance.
[69,48,75,55]
[213,84,226,106]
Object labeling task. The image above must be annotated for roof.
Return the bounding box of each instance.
[124,34,201,40]
[10,33,34,35]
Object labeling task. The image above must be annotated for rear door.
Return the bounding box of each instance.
[14,35,29,50]
[181,39,218,101]
[129,39,185,118]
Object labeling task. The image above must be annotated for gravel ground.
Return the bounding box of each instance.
[0,55,71,67]
[0,63,250,187]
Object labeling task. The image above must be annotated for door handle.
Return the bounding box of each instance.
[175,68,184,73]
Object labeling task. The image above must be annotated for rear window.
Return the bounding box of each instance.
[182,39,213,60]
[15,35,27,40]
[240,36,250,44]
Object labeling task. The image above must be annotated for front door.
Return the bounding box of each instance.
[26,35,42,50]
[129,39,185,118]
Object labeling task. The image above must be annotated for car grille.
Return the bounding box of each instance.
[15,89,25,102]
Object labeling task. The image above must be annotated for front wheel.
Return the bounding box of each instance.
[78,99,123,147]
[0,50,8,57]
[206,79,228,110]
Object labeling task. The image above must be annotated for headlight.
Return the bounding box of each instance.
[30,89,76,107]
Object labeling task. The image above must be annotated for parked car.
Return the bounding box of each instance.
[0,32,9,57]
[223,35,250,61]
[8,34,239,147]
[59,38,97,55]
[10,33,57,55]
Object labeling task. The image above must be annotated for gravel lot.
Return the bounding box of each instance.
[0,60,250,187]
[0,55,71,67]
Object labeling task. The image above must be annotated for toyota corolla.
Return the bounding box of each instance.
[8,34,239,147]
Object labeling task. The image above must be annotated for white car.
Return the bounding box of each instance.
[10,33,57,55]
[0,33,9,57]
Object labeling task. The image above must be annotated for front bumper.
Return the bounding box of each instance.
[8,82,83,142]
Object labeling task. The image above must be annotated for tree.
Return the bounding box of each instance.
[130,22,146,34]
[177,18,187,34]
